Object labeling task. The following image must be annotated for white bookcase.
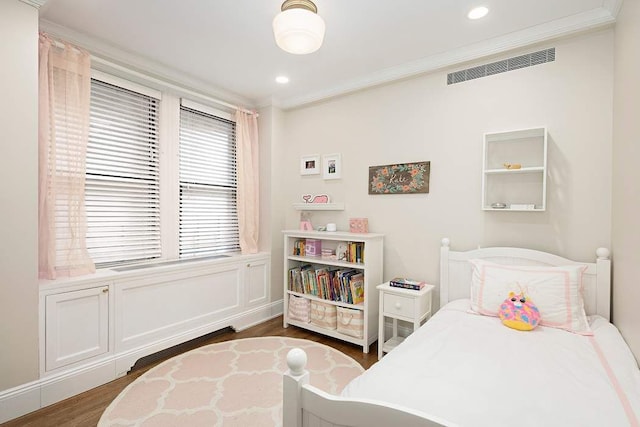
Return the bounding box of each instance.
[482,127,548,211]
[282,230,384,353]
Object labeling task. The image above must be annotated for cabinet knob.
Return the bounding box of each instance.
[247,263,251,267]
[102,288,109,293]
[395,302,401,310]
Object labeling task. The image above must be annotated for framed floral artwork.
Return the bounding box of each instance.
[368,161,430,194]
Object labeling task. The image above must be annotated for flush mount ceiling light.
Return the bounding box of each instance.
[468,6,489,20]
[273,0,325,55]
[275,75,290,84]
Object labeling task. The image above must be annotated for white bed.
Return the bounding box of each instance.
[282,239,640,427]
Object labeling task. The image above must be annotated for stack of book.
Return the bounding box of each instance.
[389,277,427,291]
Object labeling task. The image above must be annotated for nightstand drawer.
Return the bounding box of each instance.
[383,293,414,318]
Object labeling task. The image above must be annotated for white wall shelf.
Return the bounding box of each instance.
[481,127,548,211]
[293,202,345,211]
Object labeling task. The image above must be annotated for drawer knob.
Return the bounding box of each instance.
[395,302,401,310]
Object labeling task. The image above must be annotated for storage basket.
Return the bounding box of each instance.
[288,295,310,323]
[337,306,364,338]
[310,301,337,330]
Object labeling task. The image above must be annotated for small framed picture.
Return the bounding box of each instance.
[322,153,341,180]
[300,155,320,175]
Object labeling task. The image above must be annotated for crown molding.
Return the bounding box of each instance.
[20,0,47,8]
[278,7,616,110]
[604,0,624,17]
[38,19,255,110]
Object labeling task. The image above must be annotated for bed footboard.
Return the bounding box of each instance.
[283,348,453,427]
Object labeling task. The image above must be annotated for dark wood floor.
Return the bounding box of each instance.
[2,316,379,427]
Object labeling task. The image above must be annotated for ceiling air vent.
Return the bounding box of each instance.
[447,48,555,85]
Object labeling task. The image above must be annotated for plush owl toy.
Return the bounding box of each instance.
[498,290,541,331]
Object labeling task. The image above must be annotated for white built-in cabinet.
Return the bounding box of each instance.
[482,127,548,211]
[245,258,269,306]
[282,230,383,353]
[39,253,271,406]
[44,284,110,371]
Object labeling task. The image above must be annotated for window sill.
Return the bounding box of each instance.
[39,252,269,292]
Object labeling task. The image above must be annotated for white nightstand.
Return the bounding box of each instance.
[377,282,435,359]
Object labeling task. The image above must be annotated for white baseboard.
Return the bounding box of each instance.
[0,299,284,424]
[0,380,41,424]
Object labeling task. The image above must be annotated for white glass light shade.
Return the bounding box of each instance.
[273,8,325,54]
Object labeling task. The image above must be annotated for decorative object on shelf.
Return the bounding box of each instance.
[300,155,320,175]
[336,242,348,261]
[510,204,536,210]
[273,0,325,55]
[368,161,430,194]
[349,218,369,233]
[300,221,313,231]
[503,163,522,170]
[321,248,336,259]
[302,194,329,203]
[299,212,313,230]
[323,153,342,180]
[490,202,507,209]
[326,223,337,232]
[305,238,322,256]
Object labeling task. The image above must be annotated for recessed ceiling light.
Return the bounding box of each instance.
[468,6,489,20]
[275,76,290,84]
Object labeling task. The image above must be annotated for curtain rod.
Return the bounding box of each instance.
[45,34,258,117]
[91,56,259,117]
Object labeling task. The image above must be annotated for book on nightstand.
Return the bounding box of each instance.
[389,277,427,291]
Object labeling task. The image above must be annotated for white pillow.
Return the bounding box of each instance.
[469,259,591,335]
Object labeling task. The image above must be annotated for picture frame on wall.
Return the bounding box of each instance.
[368,161,430,194]
[323,153,342,180]
[300,155,320,175]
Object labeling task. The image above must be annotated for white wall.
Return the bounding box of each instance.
[0,0,39,391]
[259,105,287,301]
[277,30,614,304]
[612,0,640,362]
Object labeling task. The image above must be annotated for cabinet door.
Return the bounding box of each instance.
[246,259,269,306]
[45,286,109,371]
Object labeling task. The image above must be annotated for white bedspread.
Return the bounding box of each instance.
[342,300,640,427]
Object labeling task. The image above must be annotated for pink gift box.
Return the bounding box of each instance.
[305,239,322,256]
[349,218,369,233]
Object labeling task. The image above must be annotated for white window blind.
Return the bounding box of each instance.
[85,79,161,267]
[179,106,239,258]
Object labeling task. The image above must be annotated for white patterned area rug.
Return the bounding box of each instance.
[99,336,364,426]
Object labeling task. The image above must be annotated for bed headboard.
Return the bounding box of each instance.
[439,238,611,320]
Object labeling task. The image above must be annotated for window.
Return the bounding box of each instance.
[85,79,161,267]
[179,106,240,258]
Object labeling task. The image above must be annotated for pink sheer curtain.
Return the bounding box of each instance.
[235,110,260,254]
[39,33,95,279]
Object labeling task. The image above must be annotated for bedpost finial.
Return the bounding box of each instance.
[287,348,307,376]
[441,238,450,247]
[596,247,610,260]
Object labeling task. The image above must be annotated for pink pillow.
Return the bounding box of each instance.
[470,259,591,335]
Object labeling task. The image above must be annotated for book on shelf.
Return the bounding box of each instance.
[344,241,365,264]
[288,265,364,305]
[293,239,306,256]
[349,273,365,304]
[389,277,427,291]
